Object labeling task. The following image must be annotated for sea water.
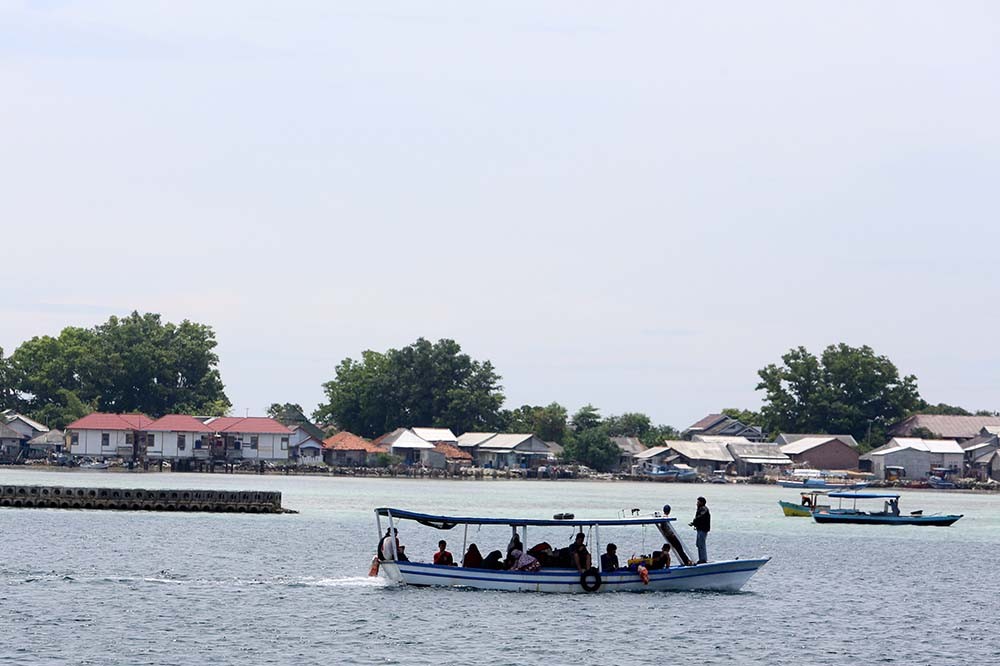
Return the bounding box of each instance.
[1,469,997,665]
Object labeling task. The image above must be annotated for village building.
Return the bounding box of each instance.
[663,439,734,473]
[143,414,215,460]
[725,441,793,476]
[425,442,474,471]
[375,428,436,465]
[468,433,552,469]
[612,436,648,471]
[863,437,964,480]
[632,445,673,472]
[778,435,860,470]
[65,413,154,458]
[288,421,328,462]
[201,416,293,462]
[0,422,25,461]
[25,429,65,458]
[323,431,383,466]
[3,412,50,441]
[888,414,1000,442]
[411,427,458,444]
[959,427,1000,479]
[682,414,764,442]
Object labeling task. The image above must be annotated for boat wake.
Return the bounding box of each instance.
[299,576,387,588]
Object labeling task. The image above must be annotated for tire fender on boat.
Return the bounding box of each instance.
[580,567,601,592]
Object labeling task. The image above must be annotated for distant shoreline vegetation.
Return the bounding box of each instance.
[2,312,994,468]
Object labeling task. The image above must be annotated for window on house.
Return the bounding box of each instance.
[233,441,242,450]
[146,434,155,448]
[281,437,289,450]
[194,439,203,449]
[125,433,134,445]
[250,435,259,450]
[101,433,110,447]
[177,434,186,451]
[71,433,79,447]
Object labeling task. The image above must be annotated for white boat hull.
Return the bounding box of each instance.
[380,558,769,594]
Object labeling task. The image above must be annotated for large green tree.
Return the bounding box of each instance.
[500,402,569,443]
[314,338,505,438]
[561,426,621,472]
[10,312,230,428]
[756,343,921,448]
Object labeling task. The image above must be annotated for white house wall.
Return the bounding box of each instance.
[70,429,129,457]
[874,449,964,479]
[229,432,289,461]
[145,431,211,459]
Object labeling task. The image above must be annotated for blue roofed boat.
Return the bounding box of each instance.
[812,492,963,526]
[372,507,769,593]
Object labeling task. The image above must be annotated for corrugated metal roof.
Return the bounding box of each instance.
[727,442,791,463]
[27,429,64,446]
[890,415,1000,439]
[0,422,23,439]
[780,437,847,455]
[412,427,457,443]
[457,432,498,447]
[778,433,859,448]
[742,457,793,465]
[478,434,547,452]
[634,445,672,460]
[386,429,435,449]
[870,438,964,456]
[693,435,752,445]
[611,436,647,455]
[5,413,49,433]
[666,440,733,462]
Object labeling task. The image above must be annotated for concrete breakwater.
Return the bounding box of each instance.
[0,485,288,513]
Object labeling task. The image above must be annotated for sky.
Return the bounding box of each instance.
[2,1,999,428]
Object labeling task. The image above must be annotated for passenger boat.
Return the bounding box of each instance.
[373,507,769,593]
[776,478,867,490]
[778,490,830,517]
[811,492,963,526]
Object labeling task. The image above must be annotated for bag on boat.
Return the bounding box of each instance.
[368,555,380,577]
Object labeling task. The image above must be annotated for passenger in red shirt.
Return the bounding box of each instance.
[433,540,455,566]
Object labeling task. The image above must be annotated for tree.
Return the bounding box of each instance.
[916,402,971,416]
[499,402,569,443]
[314,338,505,438]
[0,347,20,412]
[604,412,653,439]
[571,404,602,432]
[10,312,230,428]
[722,407,763,427]
[562,426,621,472]
[267,402,307,425]
[756,343,921,447]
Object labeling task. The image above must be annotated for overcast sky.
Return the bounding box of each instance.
[3,1,999,428]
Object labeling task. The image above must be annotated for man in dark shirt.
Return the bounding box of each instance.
[569,532,591,572]
[689,497,711,564]
[600,543,620,572]
[433,539,455,566]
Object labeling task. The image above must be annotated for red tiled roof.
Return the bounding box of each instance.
[145,414,215,432]
[434,442,472,461]
[204,416,292,435]
[323,431,384,453]
[66,413,153,431]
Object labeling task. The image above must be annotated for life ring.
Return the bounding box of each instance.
[580,567,602,592]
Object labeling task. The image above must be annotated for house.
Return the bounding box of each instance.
[0,422,25,460]
[143,414,215,460]
[424,442,474,471]
[65,413,154,458]
[323,431,383,466]
[663,439,734,473]
[682,414,764,442]
[26,429,65,458]
[726,442,792,476]
[295,437,324,465]
[201,416,293,462]
[455,433,551,468]
[888,415,1000,442]
[612,436,648,471]
[3,413,49,440]
[376,428,436,465]
[632,446,674,472]
[959,428,1000,479]
[778,435,859,470]
[864,438,964,480]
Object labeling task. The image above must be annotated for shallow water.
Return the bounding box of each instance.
[1,469,996,665]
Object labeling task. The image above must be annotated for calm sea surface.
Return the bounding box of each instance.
[1,469,997,665]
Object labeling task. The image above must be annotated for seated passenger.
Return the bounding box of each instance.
[509,549,541,572]
[600,543,620,573]
[433,539,455,566]
[569,532,592,573]
[648,544,671,570]
[482,550,505,570]
[462,543,483,568]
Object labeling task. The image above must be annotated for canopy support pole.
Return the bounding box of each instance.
[462,524,468,564]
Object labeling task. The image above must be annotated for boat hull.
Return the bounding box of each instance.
[380,558,769,593]
[812,513,962,526]
[778,500,813,517]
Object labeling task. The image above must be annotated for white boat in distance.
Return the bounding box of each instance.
[374,507,769,594]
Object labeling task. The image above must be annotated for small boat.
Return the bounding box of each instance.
[778,490,830,517]
[80,461,110,470]
[643,464,697,482]
[373,507,769,593]
[708,470,731,484]
[777,478,867,490]
[812,492,962,526]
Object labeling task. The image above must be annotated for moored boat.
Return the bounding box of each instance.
[778,490,830,517]
[811,492,962,526]
[373,507,769,593]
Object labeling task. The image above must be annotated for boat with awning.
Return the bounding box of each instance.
[372,507,769,593]
[812,492,962,526]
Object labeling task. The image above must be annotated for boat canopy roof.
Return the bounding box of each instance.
[374,507,675,529]
[828,492,900,499]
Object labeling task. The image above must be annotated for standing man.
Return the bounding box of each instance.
[689,497,711,564]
